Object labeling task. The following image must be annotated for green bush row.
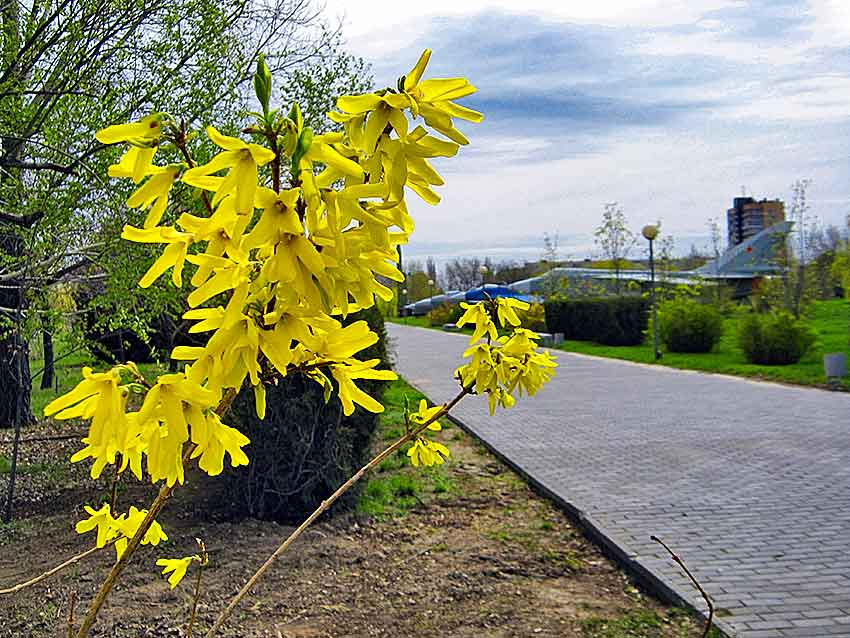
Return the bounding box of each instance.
[544,297,648,346]
[428,303,463,326]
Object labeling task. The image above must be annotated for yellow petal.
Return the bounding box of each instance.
[206,125,246,151]
[404,49,432,90]
[336,93,384,114]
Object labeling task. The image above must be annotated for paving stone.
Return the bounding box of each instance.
[388,324,850,638]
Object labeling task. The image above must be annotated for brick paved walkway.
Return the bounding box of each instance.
[388,323,850,638]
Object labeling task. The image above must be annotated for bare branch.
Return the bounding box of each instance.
[0,159,75,174]
[651,535,715,638]
[0,209,44,227]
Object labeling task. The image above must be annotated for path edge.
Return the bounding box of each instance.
[427,400,740,637]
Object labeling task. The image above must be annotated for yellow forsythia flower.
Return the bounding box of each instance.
[407,438,450,467]
[156,555,200,589]
[456,328,558,415]
[456,302,498,343]
[75,504,168,559]
[495,297,530,328]
[409,399,443,431]
[96,114,164,183]
[182,126,276,214]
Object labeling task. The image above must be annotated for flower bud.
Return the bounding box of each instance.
[254,54,272,117]
[290,126,313,175]
[287,102,303,132]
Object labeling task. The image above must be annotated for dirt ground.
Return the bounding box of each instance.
[0,388,713,638]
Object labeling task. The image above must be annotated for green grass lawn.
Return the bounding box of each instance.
[557,299,850,389]
[388,315,432,329]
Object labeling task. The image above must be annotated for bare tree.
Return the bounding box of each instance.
[425,257,438,288]
[444,257,484,291]
[789,179,813,316]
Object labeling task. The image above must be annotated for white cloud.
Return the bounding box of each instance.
[319,0,850,260]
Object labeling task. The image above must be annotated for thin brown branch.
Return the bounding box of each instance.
[650,535,715,638]
[0,544,106,595]
[203,384,474,638]
[66,590,77,638]
[109,456,121,512]
[0,159,75,174]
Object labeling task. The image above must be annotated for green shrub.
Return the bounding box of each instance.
[658,298,723,353]
[518,302,547,332]
[738,311,817,365]
[544,297,648,346]
[212,306,391,523]
[428,303,462,326]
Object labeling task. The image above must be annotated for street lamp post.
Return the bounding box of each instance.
[401,288,408,323]
[642,225,661,361]
[479,264,488,287]
[427,278,434,302]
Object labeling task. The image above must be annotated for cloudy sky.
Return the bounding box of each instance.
[323,0,850,265]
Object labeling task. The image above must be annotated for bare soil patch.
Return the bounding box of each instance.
[0,381,711,637]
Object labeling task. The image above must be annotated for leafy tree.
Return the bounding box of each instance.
[594,202,636,294]
[0,0,364,427]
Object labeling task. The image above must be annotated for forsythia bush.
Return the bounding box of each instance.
[517,302,547,332]
[428,302,463,326]
[36,51,557,636]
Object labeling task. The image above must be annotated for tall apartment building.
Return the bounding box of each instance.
[727,197,785,247]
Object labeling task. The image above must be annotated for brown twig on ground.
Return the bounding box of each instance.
[650,535,715,638]
[188,538,209,638]
[187,563,204,638]
[202,384,474,638]
[0,544,108,595]
[0,433,87,444]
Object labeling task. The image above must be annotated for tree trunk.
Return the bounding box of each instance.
[40,317,54,390]
[0,328,32,428]
[0,0,31,429]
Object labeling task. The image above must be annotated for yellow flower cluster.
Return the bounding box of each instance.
[75,503,168,560]
[455,298,558,415]
[52,48,480,485]
[46,50,485,584]
[406,399,450,467]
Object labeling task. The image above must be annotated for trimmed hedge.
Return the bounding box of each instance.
[738,311,816,365]
[658,298,723,353]
[544,297,648,346]
[212,306,391,523]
